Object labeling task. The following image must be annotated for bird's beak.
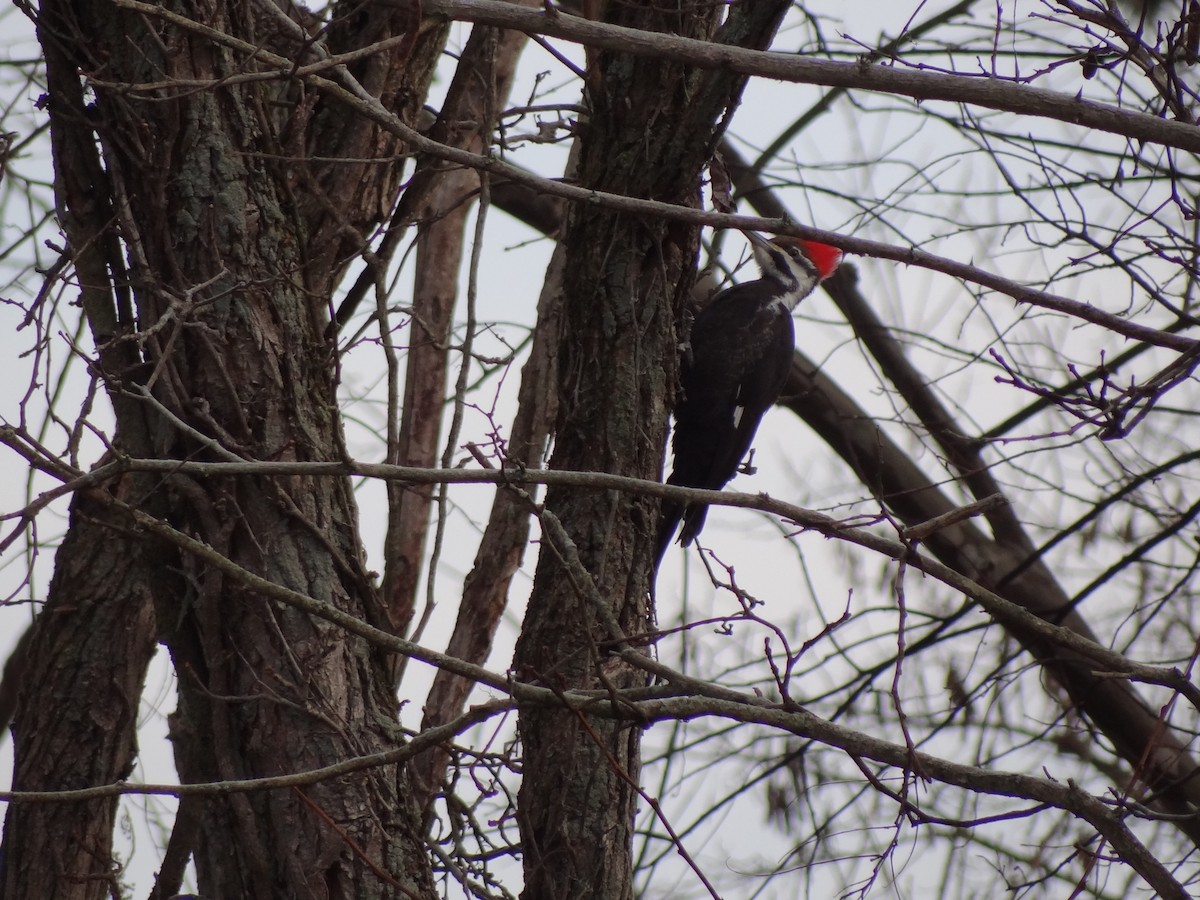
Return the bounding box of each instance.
[740,230,775,270]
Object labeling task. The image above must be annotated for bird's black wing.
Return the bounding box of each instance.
[656,283,796,558]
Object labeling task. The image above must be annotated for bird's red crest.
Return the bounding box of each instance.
[800,240,843,281]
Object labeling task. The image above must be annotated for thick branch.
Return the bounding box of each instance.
[422,0,1200,153]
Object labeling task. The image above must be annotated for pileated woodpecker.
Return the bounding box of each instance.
[654,231,843,569]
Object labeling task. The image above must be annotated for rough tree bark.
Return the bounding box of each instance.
[1,10,177,895]
[3,1,448,897]
[512,3,790,898]
[0,482,159,900]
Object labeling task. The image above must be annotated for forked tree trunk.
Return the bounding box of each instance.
[3,1,447,897]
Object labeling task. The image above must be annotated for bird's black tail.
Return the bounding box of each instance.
[678,504,709,548]
[653,494,711,573]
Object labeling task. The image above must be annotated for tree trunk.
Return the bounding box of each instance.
[1,484,158,900]
[4,1,448,897]
[512,3,790,897]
